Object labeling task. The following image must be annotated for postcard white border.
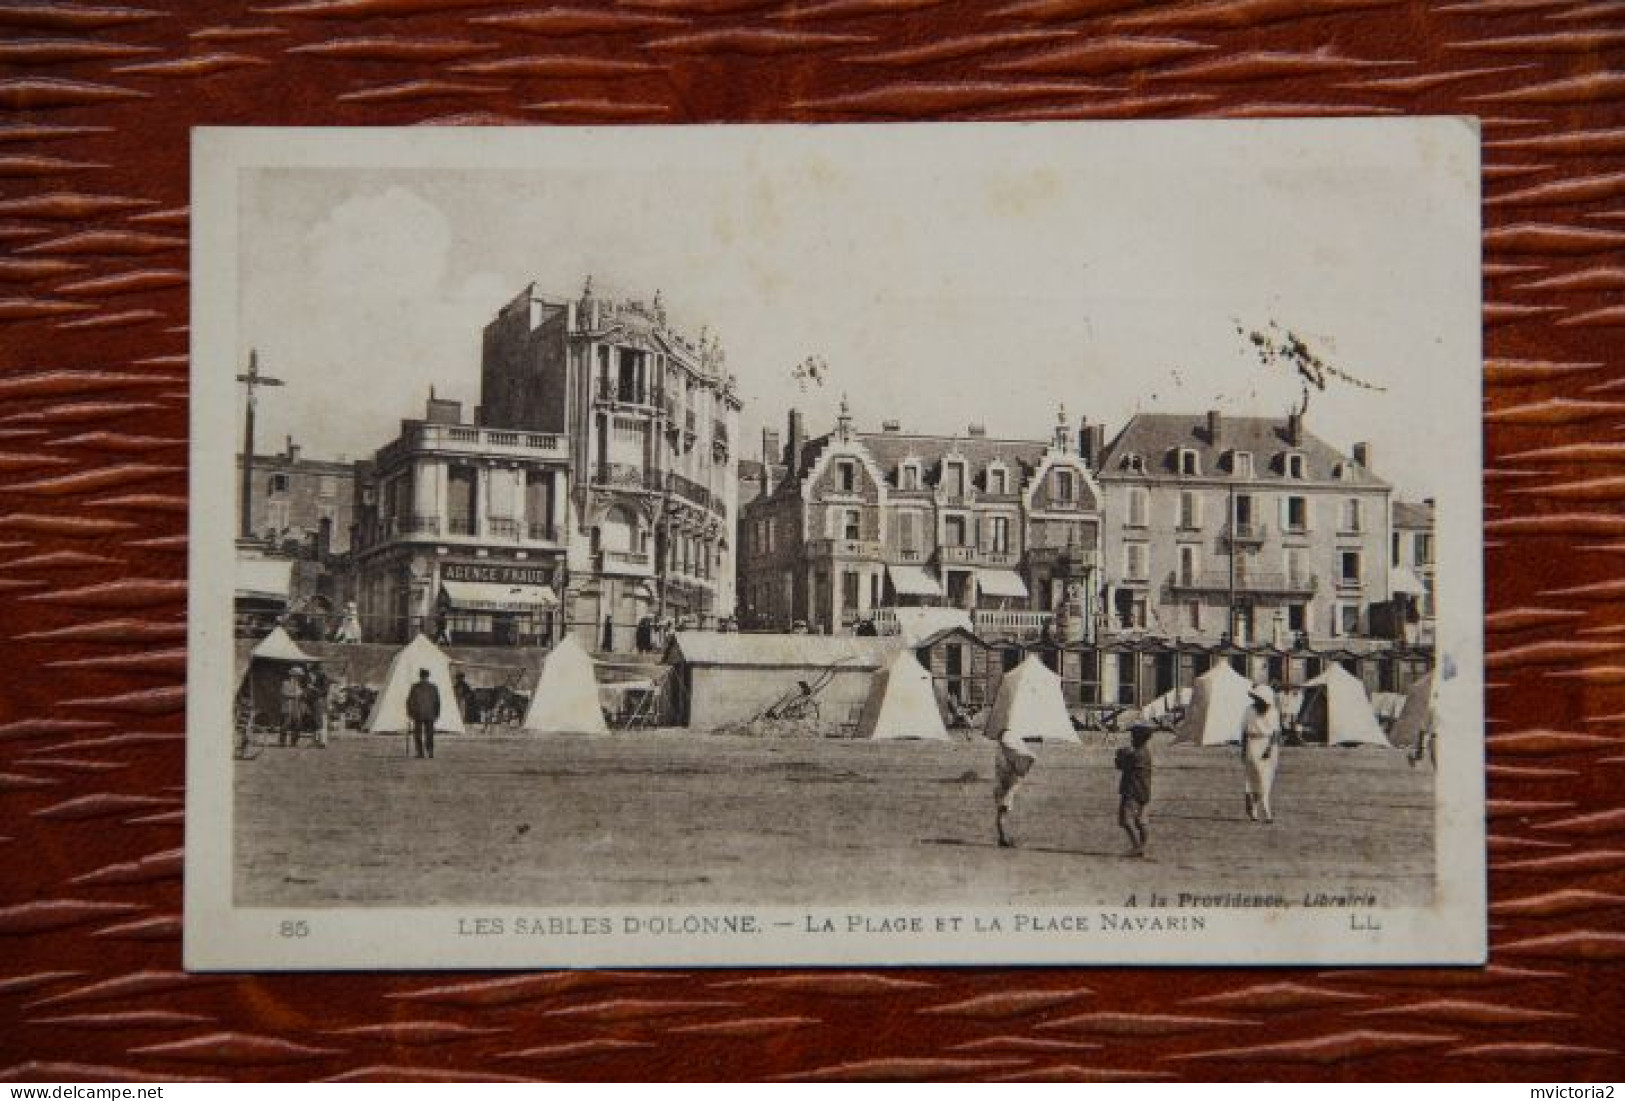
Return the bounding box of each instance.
[185,121,1485,970]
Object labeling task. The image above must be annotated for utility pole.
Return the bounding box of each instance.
[237,350,284,540]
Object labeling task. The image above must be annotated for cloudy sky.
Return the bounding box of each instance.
[235,121,1478,500]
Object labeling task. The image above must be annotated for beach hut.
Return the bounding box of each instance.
[1389,670,1436,751]
[522,635,609,736]
[237,626,323,731]
[859,649,952,741]
[983,654,1079,744]
[662,632,905,730]
[365,634,466,735]
[1297,662,1392,747]
[1173,662,1254,746]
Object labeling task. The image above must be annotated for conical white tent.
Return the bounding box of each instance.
[1174,662,1254,746]
[983,654,1079,744]
[1389,671,1436,750]
[522,634,609,736]
[252,625,315,663]
[365,634,466,735]
[859,650,951,741]
[1303,663,1392,747]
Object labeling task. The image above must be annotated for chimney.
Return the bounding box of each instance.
[1286,411,1303,447]
[1352,442,1372,470]
[1207,409,1222,446]
[787,408,806,467]
[1078,421,1103,468]
[762,428,781,466]
[967,423,986,438]
[881,419,901,433]
[285,435,300,463]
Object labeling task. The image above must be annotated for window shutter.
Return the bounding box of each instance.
[1278,495,1290,531]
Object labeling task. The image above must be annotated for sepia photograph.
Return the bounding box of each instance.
[186,121,1484,969]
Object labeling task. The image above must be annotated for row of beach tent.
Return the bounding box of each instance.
[241,628,609,737]
[860,649,1431,748]
[245,626,1430,746]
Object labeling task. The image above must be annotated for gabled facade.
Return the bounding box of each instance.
[737,403,1104,641]
[1097,410,1393,645]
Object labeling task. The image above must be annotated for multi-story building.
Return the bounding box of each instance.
[349,393,572,645]
[1096,410,1394,647]
[738,403,1104,640]
[351,280,742,650]
[478,280,741,647]
[236,436,356,556]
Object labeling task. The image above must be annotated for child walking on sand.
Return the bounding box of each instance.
[1114,722,1155,857]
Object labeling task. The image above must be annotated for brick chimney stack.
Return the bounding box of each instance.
[1352,441,1372,470]
[787,408,805,468]
[1207,409,1222,446]
[1286,411,1303,447]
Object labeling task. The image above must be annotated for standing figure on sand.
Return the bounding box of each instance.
[407,668,441,760]
[1115,722,1155,857]
[993,725,1037,849]
[1243,684,1281,823]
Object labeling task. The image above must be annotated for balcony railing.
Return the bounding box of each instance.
[377,423,566,466]
[399,514,440,535]
[528,522,557,542]
[595,377,662,409]
[447,516,476,536]
[487,517,519,540]
[806,538,885,560]
[1167,570,1318,596]
[938,546,1019,568]
[594,462,648,491]
[973,609,1054,640]
[1225,522,1268,545]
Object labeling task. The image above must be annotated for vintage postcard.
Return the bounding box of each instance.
[186,121,1484,969]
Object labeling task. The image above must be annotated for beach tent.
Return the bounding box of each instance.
[1173,663,1254,746]
[238,626,322,729]
[859,650,951,741]
[365,634,466,735]
[1299,662,1392,747]
[522,635,609,736]
[983,654,1079,744]
[1389,671,1436,751]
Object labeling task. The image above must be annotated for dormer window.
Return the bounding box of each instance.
[1286,453,1306,479]
[987,463,1009,495]
[1118,453,1146,474]
[1232,451,1254,479]
[942,460,966,498]
[900,461,920,491]
[1178,448,1201,477]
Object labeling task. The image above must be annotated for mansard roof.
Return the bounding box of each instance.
[1097,413,1389,489]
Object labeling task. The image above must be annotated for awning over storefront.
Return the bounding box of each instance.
[236,556,292,605]
[887,563,942,597]
[977,568,1029,599]
[440,579,558,613]
[1390,566,1427,597]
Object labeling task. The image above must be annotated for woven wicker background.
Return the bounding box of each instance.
[2,0,1623,1083]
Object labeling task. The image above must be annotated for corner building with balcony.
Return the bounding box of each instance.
[737,403,1105,642]
[349,393,573,645]
[1095,410,1394,647]
[349,281,740,650]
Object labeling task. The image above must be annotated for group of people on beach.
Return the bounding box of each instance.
[993,684,1284,858]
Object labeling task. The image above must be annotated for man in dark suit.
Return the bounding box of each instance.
[407,668,440,760]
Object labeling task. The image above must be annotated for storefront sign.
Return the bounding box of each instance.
[442,563,554,586]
